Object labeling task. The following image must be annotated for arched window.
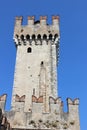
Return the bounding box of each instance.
[37,34,41,40]
[26,35,30,40]
[54,34,58,39]
[15,34,19,39]
[43,34,47,40]
[49,34,52,40]
[20,35,24,41]
[32,34,35,40]
[27,47,32,53]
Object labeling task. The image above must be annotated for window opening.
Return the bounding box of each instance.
[54,34,58,39]
[49,34,52,40]
[27,47,32,53]
[33,89,35,95]
[26,35,30,40]
[37,34,41,40]
[43,34,47,40]
[41,61,44,67]
[32,34,35,40]
[15,34,19,39]
[20,35,24,41]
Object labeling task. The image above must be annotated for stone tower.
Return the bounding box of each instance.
[11,16,59,113]
[0,16,80,130]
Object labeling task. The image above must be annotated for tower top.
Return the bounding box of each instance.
[14,15,60,46]
[15,15,60,26]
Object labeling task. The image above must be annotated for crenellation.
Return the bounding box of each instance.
[28,16,35,25]
[15,16,59,27]
[14,16,60,42]
[0,94,80,129]
[32,95,43,103]
[15,16,23,26]
[40,16,47,25]
[67,98,79,115]
[67,98,79,105]
[67,98,80,130]
[52,15,60,25]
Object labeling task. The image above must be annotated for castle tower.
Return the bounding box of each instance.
[0,15,80,130]
[11,16,60,113]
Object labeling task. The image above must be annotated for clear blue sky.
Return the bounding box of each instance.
[0,0,87,130]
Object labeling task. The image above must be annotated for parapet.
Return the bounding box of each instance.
[67,98,79,114]
[49,97,79,114]
[13,15,60,46]
[40,16,47,25]
[52,16,60,25]
[15,15,59,26]
[15,16,23,26]
[0,94,80,129]
[28,16,35,25]
[67,98,79,105]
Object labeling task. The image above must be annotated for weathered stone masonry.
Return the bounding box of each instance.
[0,16,80,130]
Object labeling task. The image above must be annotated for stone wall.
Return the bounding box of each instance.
[0,94,80,130]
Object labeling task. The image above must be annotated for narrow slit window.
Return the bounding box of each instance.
[41,61,44,67]
[33,89,35,95]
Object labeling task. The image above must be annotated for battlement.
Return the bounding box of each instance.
[0,94,80,130]
[67,98,79,105]
[0,94,79,114]
[14,16,60,46]
[15,15,59,26]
